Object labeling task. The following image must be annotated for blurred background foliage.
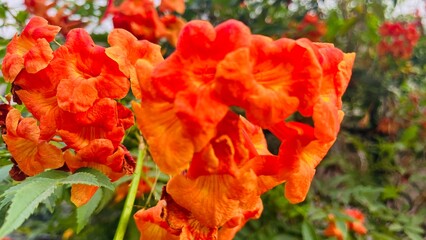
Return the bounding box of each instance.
[0,0,425,239]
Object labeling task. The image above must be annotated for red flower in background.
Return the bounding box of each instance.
[286,12,327,42]
[105,0,186,46]
[108,0,166,43]
[378,21,420,59]
[24,0,87,35]
[324,214,344,240]
[159,0,185,14]
[345,208,367,235]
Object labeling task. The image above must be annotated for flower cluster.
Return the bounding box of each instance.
[105,0,186,46]
[132,19,355,239]
[324,209,368,240]
[0,17,163,206]
[378,21,421,60]
[24,0,87,36]
[286,12,327,42]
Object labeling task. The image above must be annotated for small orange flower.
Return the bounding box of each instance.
[1,16,60,83]
[2,109,64,176]
[345,208,367,235]
[160,15,186,47]
[324,209,367,239]
[159,0,185,14]
[324,214,344,240]
[134,200,180,240]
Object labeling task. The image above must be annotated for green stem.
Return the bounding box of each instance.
[113,140,146,240]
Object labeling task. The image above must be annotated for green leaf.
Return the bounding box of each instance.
[0,178,58,237]
[301,220,318,240]
[75,168,115,191]
[405,230,423,240]
[44,186,64,213]
[30,170,69,180]
[95,188,114,214]
[0,178,50,210]
[371,232,397,240]
[76,188,102,233]
[60,172,102,186]
[15,11,28,24]
[335,218,348,240]
[0,165,12,182]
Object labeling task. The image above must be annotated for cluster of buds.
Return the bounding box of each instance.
[378,21,421,60]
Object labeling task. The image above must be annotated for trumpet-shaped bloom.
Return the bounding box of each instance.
[215,36,322,127]
[106,28,163,99]
[134,200,180,240]
[134,189,252,240]
[1,16,60,82]
[152,19,251,101]
[134,20,252,175]
[2,109,64,176]
[253,45,355,203]
[58,98,134,150]
[167,171,261,228]
[52,28,129,113]
[166,113,266,228]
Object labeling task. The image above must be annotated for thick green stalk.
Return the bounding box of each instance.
[113,140,146,240]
